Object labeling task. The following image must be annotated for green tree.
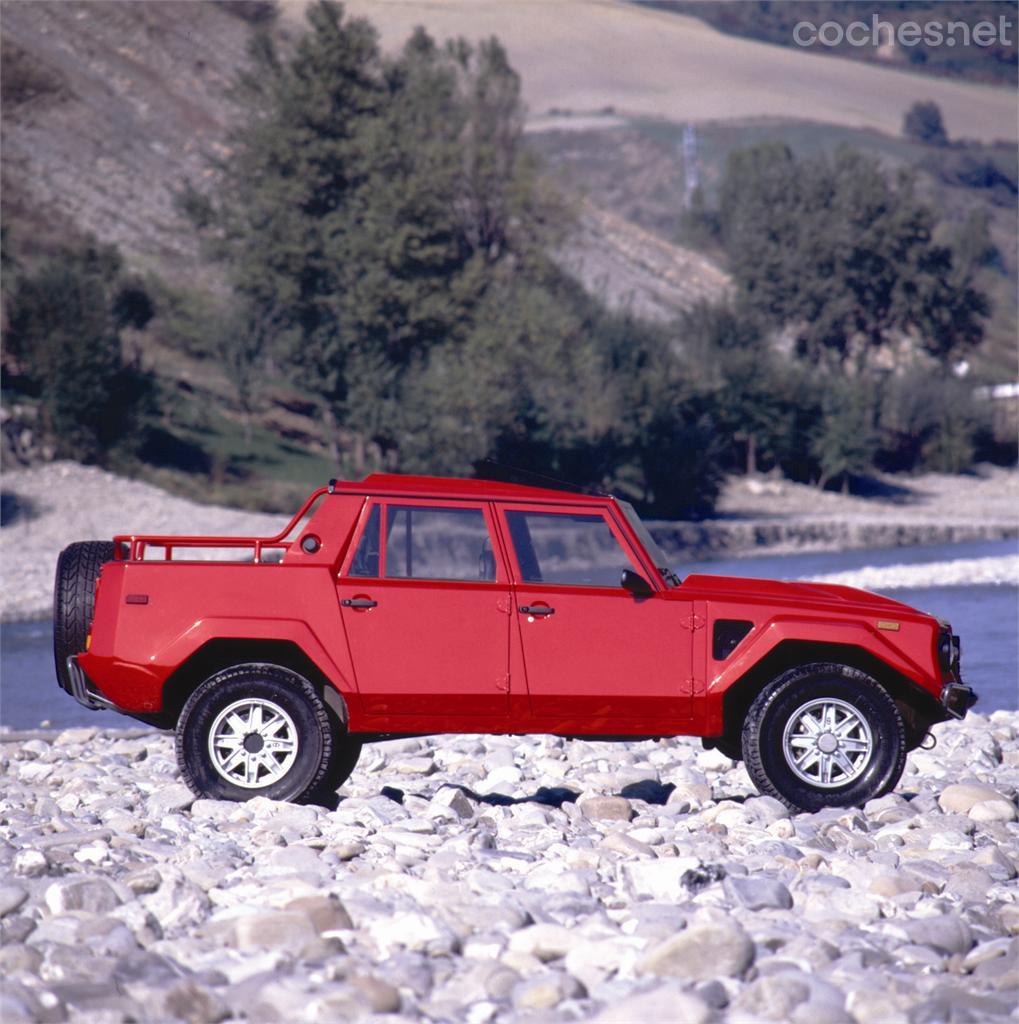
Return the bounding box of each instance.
[189,1,561,475]
[718,143,988,367]
[810,378,878,490]
[5,240,152,463]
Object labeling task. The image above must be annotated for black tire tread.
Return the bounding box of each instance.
[742,661,906,812]
[53,540,116,690]
[175,662,336,804]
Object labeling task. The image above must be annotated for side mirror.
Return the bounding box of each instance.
[621,569,654,598]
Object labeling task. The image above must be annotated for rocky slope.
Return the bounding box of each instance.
[1,713,1017,1022]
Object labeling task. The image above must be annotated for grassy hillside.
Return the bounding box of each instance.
[662,2,1018,86]
[333,0,1017,143]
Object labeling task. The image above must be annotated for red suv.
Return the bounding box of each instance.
[54,473,974,811]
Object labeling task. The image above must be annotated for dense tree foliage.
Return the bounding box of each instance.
[4,240,152,463]
[715,143,988,367]
[189,3,558,472]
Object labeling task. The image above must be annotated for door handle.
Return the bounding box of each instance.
[518,604,554,616]
[342,598,378,609]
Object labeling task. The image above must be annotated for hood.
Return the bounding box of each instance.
[680,573,924,616]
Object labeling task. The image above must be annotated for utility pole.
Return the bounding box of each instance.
[683,123,700,208]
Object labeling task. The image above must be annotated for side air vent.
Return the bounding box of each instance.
[713,619,753,661]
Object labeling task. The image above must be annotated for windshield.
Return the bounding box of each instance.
[617,500,681,588]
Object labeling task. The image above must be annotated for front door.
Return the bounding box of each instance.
[500,505,693,732]
[337,499,511,721]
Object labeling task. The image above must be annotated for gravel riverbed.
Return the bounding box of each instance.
[2,715,1017,1023]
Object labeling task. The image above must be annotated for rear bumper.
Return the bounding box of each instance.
[940,681,978,720]
[64,656,118,713]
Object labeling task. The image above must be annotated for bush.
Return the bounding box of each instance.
[877,370,985,474]
[903,101,948,145]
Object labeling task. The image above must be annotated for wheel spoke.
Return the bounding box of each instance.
[264,737,296,753]
[834,715,858,738]
[796,747,821,773]
[839,736,870,752]
[819,753,834,785]
[788,735,815,748]
[833,750,857,778]
[260,713,286,737]
[799,714,822,736]
[221,747,246,774]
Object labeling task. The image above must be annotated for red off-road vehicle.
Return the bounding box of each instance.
[54,474,974,811]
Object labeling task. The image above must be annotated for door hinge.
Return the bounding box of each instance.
[681,613,706,632]
[496,596,512,615]
[495,674,510,692]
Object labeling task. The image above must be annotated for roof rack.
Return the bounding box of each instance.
[114,486,329,563]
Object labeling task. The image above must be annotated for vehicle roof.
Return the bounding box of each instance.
[331,473,614,506]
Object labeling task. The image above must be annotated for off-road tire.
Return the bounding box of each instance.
[53,541,116,691]
[176,663,337,804]
[742,662,906,813]
[308,734,362,805]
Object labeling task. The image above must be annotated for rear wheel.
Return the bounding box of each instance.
[53,540,115,690]
[176,664,355,803]
[742,663,905,812]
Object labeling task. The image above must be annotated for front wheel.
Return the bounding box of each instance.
[176,664,352,804]
[742,663,905,812]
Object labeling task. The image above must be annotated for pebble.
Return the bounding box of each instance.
[579,795,634,821]
[723,874,793,911]
[636,919,755,981]
[0,714,1015,1022]
[937,782,1010,814]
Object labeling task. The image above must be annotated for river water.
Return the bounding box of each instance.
[2,540,1015,730]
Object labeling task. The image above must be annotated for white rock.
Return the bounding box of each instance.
[637,921,755,981]
[968,799,1017,823]
[589,982,712,1023]
[508,923,578,962]
[938,783,1009,815]
[44,876,122,915]
[621,857,700,901]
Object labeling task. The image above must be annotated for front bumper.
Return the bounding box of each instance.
[63,656,117,712]
[941,681,978,719]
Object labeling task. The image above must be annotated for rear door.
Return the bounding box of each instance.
[336,499,512,719]
[499,503,693,730]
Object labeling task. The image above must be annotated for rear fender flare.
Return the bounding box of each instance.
[154,617,360,717]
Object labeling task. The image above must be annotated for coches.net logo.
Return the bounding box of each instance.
[793,14,1015,49]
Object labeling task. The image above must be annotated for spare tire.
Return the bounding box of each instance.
[54,541,115,692]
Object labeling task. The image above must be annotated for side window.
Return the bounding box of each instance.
[506,511,632,588]
[385,505,495,582]
[348,504,381,577]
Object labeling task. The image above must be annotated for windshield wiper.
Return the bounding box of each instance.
[659,567,682,588]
